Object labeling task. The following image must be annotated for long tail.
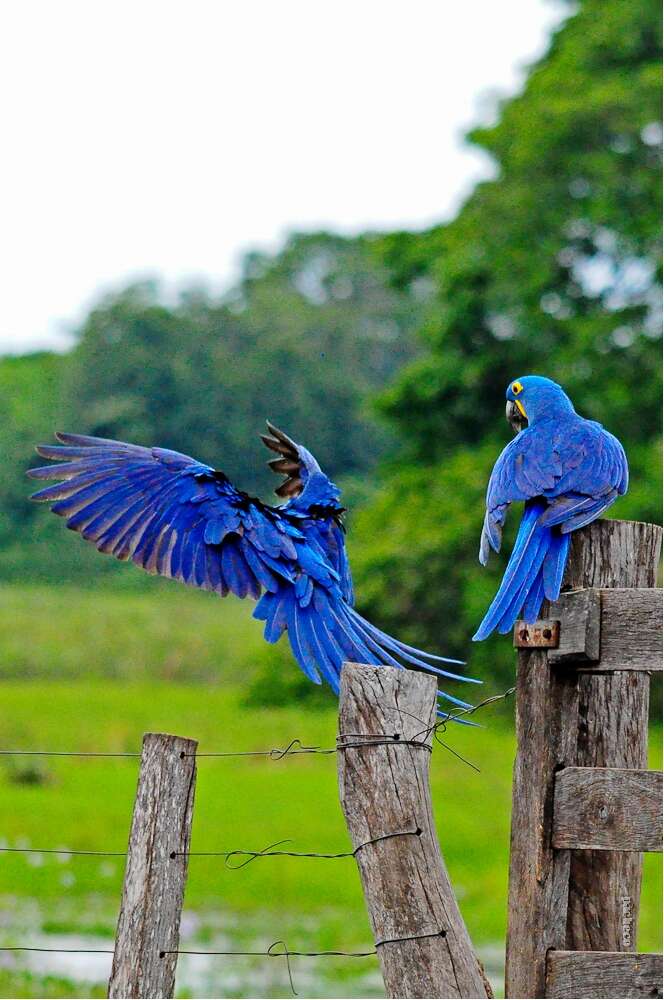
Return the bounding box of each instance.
[472,500,570,642]
[254,584,481,722]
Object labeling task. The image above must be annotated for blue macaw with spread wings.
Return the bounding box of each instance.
[29,424,478,713]
[473,375,628,641]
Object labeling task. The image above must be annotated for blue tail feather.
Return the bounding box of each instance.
[496,525,552,633]
[542,532,570,601]
[472,501,568,641]
[254,582,478,722]
[494,526,546,631]
[522,572,546,624]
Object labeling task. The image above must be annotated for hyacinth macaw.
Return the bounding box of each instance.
[29,424,479,714]
[473,375,628,641]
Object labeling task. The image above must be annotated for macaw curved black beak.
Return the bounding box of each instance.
[506,399,527,434]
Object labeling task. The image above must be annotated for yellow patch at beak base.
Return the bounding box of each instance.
[515,399,527,419]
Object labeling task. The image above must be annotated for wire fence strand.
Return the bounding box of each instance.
[0,687,515,765]
[0,928,447,997]
[172,827,421,868]
[0,847,125,857]
[0,828,422,868]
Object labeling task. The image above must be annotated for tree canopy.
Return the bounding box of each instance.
[1,232,424,581]
[351,0,662,686]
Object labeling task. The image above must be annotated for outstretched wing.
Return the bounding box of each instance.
[28,433,306,599]
[30,430,477,711]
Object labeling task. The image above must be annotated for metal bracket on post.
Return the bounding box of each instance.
[513,620,560,648]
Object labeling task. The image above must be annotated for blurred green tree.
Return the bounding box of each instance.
[1,233,424,582]
[61,233,423,495]
[351,0,662,688]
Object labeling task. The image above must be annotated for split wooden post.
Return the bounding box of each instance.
[108,732,197,999]
[562,521,660,954]
[337,662,491,1000]
[505,519,662,999]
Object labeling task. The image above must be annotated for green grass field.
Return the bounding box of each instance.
[0,585,661,998]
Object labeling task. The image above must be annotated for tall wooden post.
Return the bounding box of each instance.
[505,520,662,999]
[338,662,491,1000]
[503,637,579,998]
[108,732,197,999]
[563,521,660,953]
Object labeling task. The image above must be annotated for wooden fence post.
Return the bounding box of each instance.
[562,521,660,954]
[337,662,491,1000]
[505,519,663,1000]
[108,732,197,1000]
[503,636,579,998]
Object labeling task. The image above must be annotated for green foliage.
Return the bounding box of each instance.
[0,353,65,546]
[0,0,660,689]
[0,584,265,684]
[1,233,423,585]
[244,639,337,710]
[60,232,422,495]
[355,0,662,683]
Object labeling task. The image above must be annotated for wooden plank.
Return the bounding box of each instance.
[548,588,601,664]
[592,589,663,673]
[108,732,197,999]
[553,767,663,852]
[545,949,663,999]
[337,663,491,1000]
[562,520,661,954]
[548,588,662,671]
[504,642,579,999]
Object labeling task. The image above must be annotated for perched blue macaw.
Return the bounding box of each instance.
[473,376,628,641]
[29,424,478,713]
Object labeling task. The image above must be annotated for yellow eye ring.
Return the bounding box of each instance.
[512,381,523,395]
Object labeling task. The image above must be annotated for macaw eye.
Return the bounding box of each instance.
[512,381,523,395]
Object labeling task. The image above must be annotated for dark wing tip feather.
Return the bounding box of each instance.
[34,443,61,461]
[268,457,300,475]
[265,421,297,445]
[54,431,116,446]
[275,478,303,498]
[261,421,304,499]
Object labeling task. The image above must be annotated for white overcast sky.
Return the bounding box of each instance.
[1,1,565,355]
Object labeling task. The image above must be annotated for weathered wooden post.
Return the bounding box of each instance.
[505,520,663,999]
[338,662,492,999]
[560,522,661,957]
[108,732,197,999]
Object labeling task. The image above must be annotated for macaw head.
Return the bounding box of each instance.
[505,375,575,433]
